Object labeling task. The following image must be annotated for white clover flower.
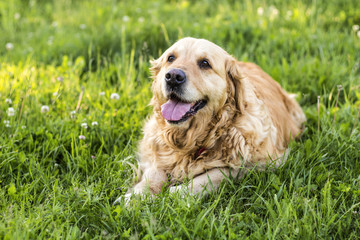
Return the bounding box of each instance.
[70,110,76,119]
[257,7,264,16]
[352,25,360,32]
[5,98,12,104]
[7,107,15,117]
[357,31,360,38]
[4,120,10,125]
[41,105,49,113]
[270,6,279,16]
[56,76,64,82]
[99,91,105,96]
[80,24,86,30]
[14,13,21,20]
[138,17,145,23]
[53,92,58,96]
[122,16,130,22]
[91,121,98,126]
[47,36,54,45]
[52,21,58,28]
[81,123,88,129]
[6,43,14,51]
[79,135,86,140]
[110,93,120,100]
[21,125,26,129]
[5,123,11,128]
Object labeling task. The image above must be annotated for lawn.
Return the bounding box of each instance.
[1,0,360,238]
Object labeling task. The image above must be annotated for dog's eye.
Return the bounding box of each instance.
[167,55,176,63]
[198,59,211,69]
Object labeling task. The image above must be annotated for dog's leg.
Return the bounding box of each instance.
[134,167,167,194]
[170,167,243,196]
[114,167,167,205]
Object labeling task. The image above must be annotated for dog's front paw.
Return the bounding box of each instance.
[169,185,189,198]
[169,185,184,193]
[113,193,132,206]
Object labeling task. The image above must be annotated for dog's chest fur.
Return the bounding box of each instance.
[139,101,279,181]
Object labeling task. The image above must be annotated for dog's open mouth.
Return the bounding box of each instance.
[161,95,207,124]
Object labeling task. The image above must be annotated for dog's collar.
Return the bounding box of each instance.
[195,147,206,158]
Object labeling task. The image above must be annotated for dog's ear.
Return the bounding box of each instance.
[150,58,162,77]
[226,57,245,113]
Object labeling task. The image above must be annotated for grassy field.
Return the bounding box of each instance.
[1,0,360,238]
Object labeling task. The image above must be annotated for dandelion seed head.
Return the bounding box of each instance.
[7,107,15,117]
[81,123,88,129]
[14,13,21,20]
[70,110,76,119]
[41,105,49,113]
[91,121,98,126]
[5,98,12,104]
[110,93,120,100]
[286,10,293,20]
[353,25,360,32]
[47,36,53,45]
[357,31,360,38]
[4,120,10,125]
[6,43,14,51]
[123,16,130,22]
[138,17,145,23]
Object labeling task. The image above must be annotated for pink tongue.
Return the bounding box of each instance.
[161,99,192,121]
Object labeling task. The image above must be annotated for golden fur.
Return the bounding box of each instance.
[115,37,306,202]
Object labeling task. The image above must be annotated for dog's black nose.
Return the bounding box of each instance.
[165,69,186,87]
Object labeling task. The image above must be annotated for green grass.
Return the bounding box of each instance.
[1,0,360,238]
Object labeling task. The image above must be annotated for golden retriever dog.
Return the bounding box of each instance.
[115,37,306,204]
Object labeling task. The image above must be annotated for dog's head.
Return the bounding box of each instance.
[150,37,244,127]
